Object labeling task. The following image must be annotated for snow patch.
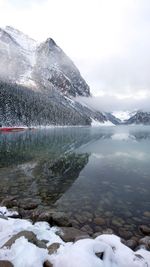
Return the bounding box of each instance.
[112,111,137,122]
[91,119,114,127]
[0,206,18,218]
[4,26,38,87]
[5,26,37,52]
[0,237,48,267]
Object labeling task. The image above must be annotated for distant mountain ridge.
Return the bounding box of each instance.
[125,111,150,125]
[0,26,115,127]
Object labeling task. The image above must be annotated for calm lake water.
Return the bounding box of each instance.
[0,126,150,238]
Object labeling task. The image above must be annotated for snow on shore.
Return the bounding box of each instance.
[0,207,150,267]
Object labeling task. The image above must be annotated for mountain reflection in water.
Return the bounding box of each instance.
[0,126,150,238]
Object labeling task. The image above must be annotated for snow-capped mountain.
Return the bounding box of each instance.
[112,111,137,123]
[125,111,150,125]
[0,26,115,126]
[33,38,90,97]
[0,27,31,83]
[0,26,90,96]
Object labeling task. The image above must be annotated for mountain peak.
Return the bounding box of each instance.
[46,37,57,47]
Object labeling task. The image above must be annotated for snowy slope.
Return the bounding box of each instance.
[4,26,37,87]
[0,26,90,96]
[5,26,37,52]
[112,111,137,122]
[125,111,150,125]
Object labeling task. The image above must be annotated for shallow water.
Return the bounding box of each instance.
[0,126,150,238]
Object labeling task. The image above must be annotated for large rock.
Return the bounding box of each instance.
[118,228,133,239]
[80,225,93,235]
[2,231,46,249]
[33,210,71,227]
[1,196,18,208]
[56,227,89,242]
[139,225,150,235]
[51,212,72,227]
[143,211,150,217]
[93,229,114,239]
[0,261,14,267]
[48,243,61,255]
[139,236,150,250]
[18,198,40,210]
[93,217,105,226]
[43,261,53,267]
[18,208,33,220]
[126,239,138,250]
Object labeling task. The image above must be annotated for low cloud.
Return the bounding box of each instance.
[76,95,150,112]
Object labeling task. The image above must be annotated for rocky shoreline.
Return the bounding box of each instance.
[0,196,150,266]
[1,196,150,250]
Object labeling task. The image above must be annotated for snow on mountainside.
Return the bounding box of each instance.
[0,26,90,97]
[125,111,150,125]
[0,28,29,82]
[4,26,37,87]
[5,26,37,52]
[112,111,137,122]
[0,26,117,126]
[112,110,150,125]
[33,37,90,97]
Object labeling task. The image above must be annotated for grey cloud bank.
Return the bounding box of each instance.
[76,96,150,112]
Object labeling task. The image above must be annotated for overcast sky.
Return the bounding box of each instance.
[0,0,150,110]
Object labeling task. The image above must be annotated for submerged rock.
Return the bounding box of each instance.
[118,228,133,239]
[1,196,18,209]
[18,198,40,210]
[80,225,93,235]
[126,239,138,250]
[143,211,150,218]
[139,236,150,250]
[102,228,114,235]
[51,212,71,227]
[31,209,71,227]
[56,227,89,242]
[139,225,150,235]
[93,217,105,225]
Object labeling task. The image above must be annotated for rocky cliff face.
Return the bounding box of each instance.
[0,26,90,97]
[0,26,115,126]
[33,38,90,97]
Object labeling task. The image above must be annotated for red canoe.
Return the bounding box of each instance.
[0,127,26,132]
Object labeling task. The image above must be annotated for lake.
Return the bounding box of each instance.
[0,125,150,239]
